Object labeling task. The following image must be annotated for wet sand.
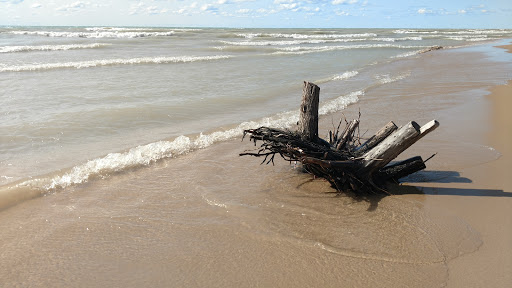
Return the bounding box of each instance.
[0,42,511,287]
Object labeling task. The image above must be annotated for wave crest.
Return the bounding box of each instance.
[0,55,233,72]
[0,43,110,53]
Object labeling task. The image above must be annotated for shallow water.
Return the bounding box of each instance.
[2,27,512,189]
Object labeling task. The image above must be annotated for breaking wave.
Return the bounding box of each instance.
[236,32,378,39]
[0,55,233,72]
[0,43,110,53]
[10,30,176,38]
[272,44,429,55]
[1,90,362,207]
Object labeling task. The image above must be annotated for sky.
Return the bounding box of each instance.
[0,0,511,28]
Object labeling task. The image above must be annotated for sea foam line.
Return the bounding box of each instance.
[236,32,377,39]
[272,44,430,55]
[0,43,110,53]
[11,91,362,192]
[218,38,365,46]
[10,30,176,38]
[0,55,233,72]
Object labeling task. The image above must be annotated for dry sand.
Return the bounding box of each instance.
[421,44,512,287]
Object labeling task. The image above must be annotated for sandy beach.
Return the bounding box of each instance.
[430,44,512,287]
[394,43,512,287]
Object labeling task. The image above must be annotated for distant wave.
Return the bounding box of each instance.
[444,35,498,42]
[217,36,423,48]
[2,90,362,203]
[10,30,176,38]
[236,32,378,39]
[393,29,508,35]
[85,27,202,32]
[0,55,233,72]
[370,36,423,42]
[272,44,430,55]
[0,43,110,53]
[219,38,365,46]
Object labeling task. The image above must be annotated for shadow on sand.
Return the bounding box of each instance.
[313,170,511,212]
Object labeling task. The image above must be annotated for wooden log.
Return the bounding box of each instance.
[355,121,397,156]
[359,120,439,174]
[298,81,320,142]
[302,157,356,170]
[377,156,426,182]
[336,119,359,150]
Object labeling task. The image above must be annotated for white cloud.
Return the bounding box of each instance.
[31,3,42,9]
[335,10,350,16]
[201,3,218,12]
[417,8,432,14]
[219,0,255,4]
[0,0,24,4]
[56,1,87,12]
[332,0,358,5]
[458,9,466,14]
[128,1,168,15]
[280,3,297,10]
[237,8,250,13]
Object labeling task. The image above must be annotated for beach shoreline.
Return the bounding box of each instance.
[432,44,512,287]
[397,43,512,287]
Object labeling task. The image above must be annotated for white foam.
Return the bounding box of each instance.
[19,90,361,192]
[273,44,429,55]
[374,72,411,84]
[236,32,377,39]
[318,91,362,115]
[371,36,423,42]
[84,27,201,32]
[393,50,423,58]
[219,38,364,46]
[0,43,110,53]
[10,30,176,38]
[0,55,233,72]
[393,30,439,34]
[331,70,359,81]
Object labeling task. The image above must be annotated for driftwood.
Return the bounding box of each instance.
[240,82,438,195]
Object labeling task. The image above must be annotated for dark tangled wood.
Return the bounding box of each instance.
[240,82,439,195]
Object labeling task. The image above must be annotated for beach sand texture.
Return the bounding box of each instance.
[1,41,511,287]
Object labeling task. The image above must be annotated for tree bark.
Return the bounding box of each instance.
[298,81,320,142]
[336,119,359,150]
[355,121,397,156]
[377,156,426,182]
[359,120,439,174]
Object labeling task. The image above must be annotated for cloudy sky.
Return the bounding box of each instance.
[1,0,510,28]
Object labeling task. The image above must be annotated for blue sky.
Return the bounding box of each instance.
[1,0,511,28]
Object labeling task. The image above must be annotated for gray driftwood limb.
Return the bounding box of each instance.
[336,119,359,150]
[355,121,398,156]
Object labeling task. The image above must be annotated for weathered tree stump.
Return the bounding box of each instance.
[298,81,320,142]
[240,82,439,195]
